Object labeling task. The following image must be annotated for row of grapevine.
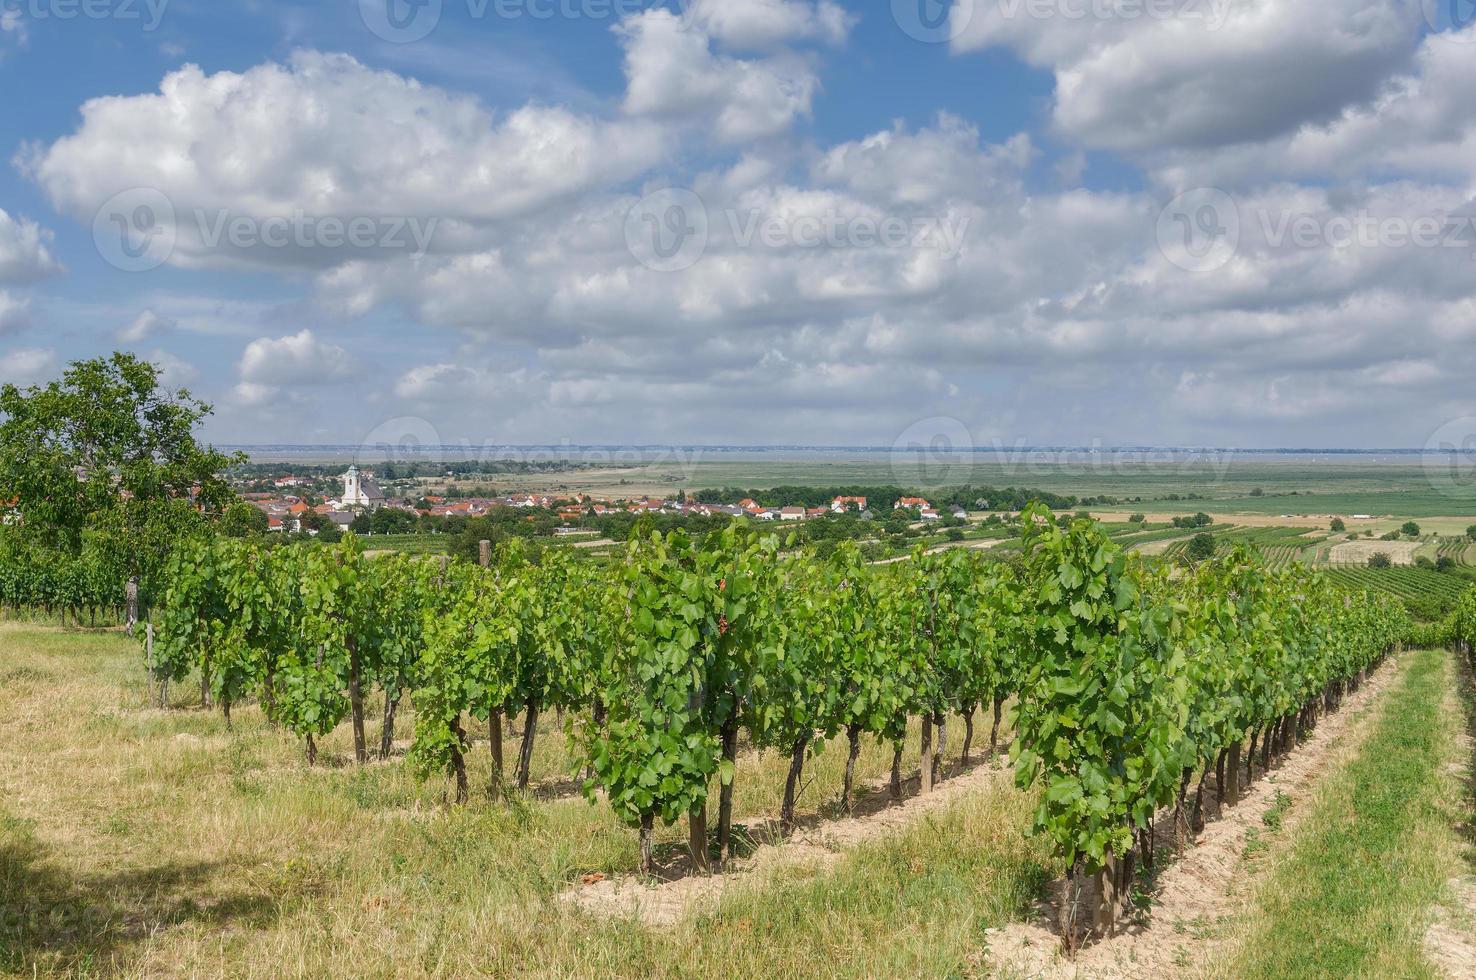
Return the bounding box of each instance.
[1017,515,1406,943]
[0,543,128,625]
[146,510,1408,946]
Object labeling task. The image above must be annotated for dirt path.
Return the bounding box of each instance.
[560,756,1014,927]
[1422,653,1476,978]
[984,654,1407,979]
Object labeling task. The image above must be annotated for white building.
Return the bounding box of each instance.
[341,466,387,510]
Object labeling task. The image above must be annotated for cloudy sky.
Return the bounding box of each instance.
[1,0,1474,449]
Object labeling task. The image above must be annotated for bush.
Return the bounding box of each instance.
[1437,556,1457,573]
[1128,514,1146,524]
[1402,521,1421,538]
[1415,556,1435,571]
[946,528,966,542]
[1368,553,1393,569]
[1468,524,1476,542]
[1330,518,1346,532]
[1186,533,1218,561]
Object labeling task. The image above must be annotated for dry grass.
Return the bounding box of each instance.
[0,623,1051,978]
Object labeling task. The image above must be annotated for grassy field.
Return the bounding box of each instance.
[0,624,1051,978]
[1218,647,1473,978]
[392,455,1476,520]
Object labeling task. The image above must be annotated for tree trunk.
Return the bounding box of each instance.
[488,707,504,800]
[379,693,400,760]
[1247,730,1259,784]
[1174,769,1191,847]
[1214,749,1227,805]
[639,812,655,876]
[200,650,211,709]
[932,712,947,785]
[1191,771,1207,833]
[586,699,607,783]
[842,724,862,814]
[781,736,808,834]
[990,695,1004,755]
[306,734,317,765]
[125,578,139,637]
[222,697,232,730]
[920,716,934,795]
[1096,854,1119,939]
[689,801,710,874]
[516,700,539,790]
[960,703,976,765]
[890,746,903,804]
[1225,741,1242,806]
[717,718,740,869]
[1059,859,1085,954]
[347,639,367,764]
[449,715,469,805]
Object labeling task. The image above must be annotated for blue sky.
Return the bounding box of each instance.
[2,0,1475,450]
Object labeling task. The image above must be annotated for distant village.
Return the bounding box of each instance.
[242,466,969,536]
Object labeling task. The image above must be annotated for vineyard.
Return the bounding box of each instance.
[143,508,1408,945]
[1324,567,1473,604]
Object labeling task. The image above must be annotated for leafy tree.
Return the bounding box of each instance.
[0,354,239,588]
[1186,533,1218,561]
[1128,514,1146,524]
[1402,521,1421,538]
[1467,524,1476,542]
[1330,518,1345,532]
[1368,552,1393,569]
[1437,556,1457,573]
[220,502,269,538]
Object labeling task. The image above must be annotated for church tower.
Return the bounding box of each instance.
[344,465,362,506]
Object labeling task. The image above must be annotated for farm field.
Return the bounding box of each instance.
[5,624,1473,978]
[346,453,1476,521]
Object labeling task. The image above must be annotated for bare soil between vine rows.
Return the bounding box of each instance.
[560,753,1014,927]
[984,653,1406,979]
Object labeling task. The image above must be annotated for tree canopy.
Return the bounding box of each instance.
[0,352,240,583]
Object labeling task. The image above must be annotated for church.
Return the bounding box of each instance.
[339,466,387,510]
